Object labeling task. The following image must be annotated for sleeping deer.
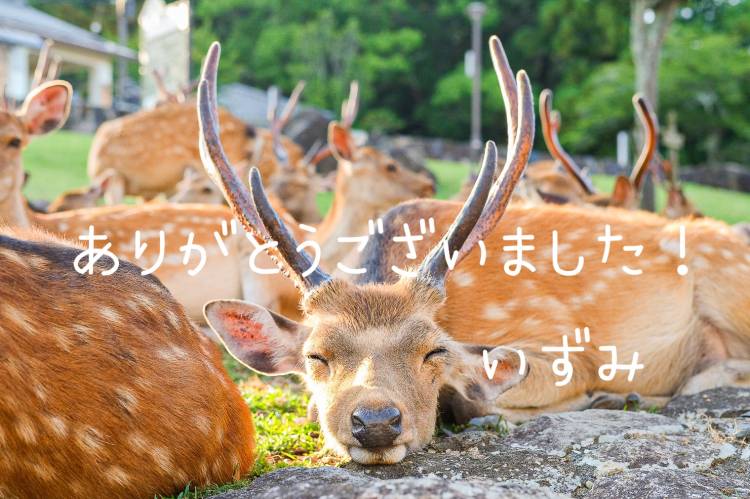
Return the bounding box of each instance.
[0,227,254,497]
[199,38,750,466]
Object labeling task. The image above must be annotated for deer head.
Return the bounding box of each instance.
[198,38,533,464]
[46,169,119,212]
[0,79,71,226]
[659,158,701,219]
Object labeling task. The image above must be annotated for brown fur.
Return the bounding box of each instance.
[87,101,305,202]
[0,227,255,498]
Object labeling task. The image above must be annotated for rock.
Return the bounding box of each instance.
[214,467,564,499]
[662,387,750,418]
[588,468,750,498]
[212,388,750,498]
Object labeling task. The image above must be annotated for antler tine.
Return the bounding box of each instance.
[417,141,497,290]
[249,168,331,290]
[417,69,535,292]
[630,93,658,192]
[278,80,306,129]
[46,56,61,81]
[31,39,54,89]
[489,35,518,152]
[540,89,596,195]
[301,139,323,166]
[198,42,330,293]
[197,42,270,243]
[458,70,535,260]
[266,86,279,126]
[341,80,359,129]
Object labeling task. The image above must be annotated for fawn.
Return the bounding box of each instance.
[198,38,750,466]
[0,227,254,497]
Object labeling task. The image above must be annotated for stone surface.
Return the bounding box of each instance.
[213,388,750,498]
[662,387,750,418]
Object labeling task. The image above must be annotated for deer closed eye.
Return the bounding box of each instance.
[306,353,329,366]
[7,137,21,149]
[424,347,448,362]
[386,163,398,172]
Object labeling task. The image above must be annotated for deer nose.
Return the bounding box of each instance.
[351,406,402,448]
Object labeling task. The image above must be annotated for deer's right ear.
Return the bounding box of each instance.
[19,81,72,136]
[328,122,355,162]
[204,300,309,375]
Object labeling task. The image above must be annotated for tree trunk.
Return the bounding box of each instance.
[630,0,680,211]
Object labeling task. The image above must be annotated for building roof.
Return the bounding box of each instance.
[0,0,136,60]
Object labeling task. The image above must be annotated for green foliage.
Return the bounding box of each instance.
[30,1,750,164]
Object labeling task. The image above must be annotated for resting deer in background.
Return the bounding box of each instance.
[658,157,701,219]
[0,227,255,497]
[539,88,660,210]
[86,83,306,206]
[199,38,750,466]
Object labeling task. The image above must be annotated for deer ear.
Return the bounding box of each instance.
[610,175,635,207]
[19,81,72,136]
[328,122,355,162]
[204,300,309,375]
[449,345,528,403]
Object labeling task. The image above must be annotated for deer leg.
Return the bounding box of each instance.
[678,359,750,396]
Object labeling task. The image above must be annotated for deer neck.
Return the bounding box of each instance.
[0,172,34,229]
[317,171,382,268]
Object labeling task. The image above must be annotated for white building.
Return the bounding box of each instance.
[0,0,135,111]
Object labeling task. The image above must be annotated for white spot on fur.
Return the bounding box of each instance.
[483,303,509,321]
[693,256,709,270]
[46,416,68,438]
[106,466,130,486]
[698,244,715,255]
[452,270,474,287]
[659,238,680,256]
[99,306,121,324]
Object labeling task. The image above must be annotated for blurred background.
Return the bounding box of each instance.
[2,0,750,221]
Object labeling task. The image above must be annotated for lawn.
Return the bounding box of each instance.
[24,131,750,224]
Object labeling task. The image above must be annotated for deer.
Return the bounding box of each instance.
[0,227,255,497]
[198,38,750,466]
[542,94,704,220]
[86,84,307,206]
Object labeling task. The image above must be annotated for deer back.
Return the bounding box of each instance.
[0,228,255,497]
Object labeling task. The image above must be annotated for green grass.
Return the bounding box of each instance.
[23,130,91,201]
[23,134,750,224]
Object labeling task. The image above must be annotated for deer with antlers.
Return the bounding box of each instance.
[198,38,750,466]
[537,88,674,212]
[0,227,255,497]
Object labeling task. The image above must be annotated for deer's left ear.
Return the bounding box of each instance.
[448,345,528,403]
[19,81,72,136]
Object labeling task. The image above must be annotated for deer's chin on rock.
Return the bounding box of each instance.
[348,444,407,465]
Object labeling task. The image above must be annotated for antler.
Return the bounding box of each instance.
[30,40,54,89]
[539,89,597,195]
[341,81,359,129]
[489,36,518,152]
[417,38,535,292]
[267,81,306,169]
[630,94,658,192]
[198,42,330,293]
